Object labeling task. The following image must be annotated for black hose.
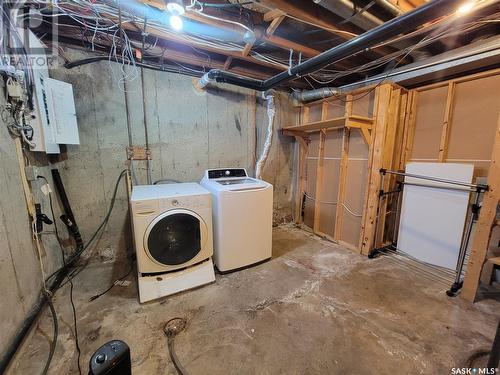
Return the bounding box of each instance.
[41,291,58,375]
[0,268,67,374]
[64,57,200,79]
[0,171,127,373]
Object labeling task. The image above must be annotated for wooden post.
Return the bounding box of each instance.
[313,129,326,234]
[334,95,352,241]
[375,88,401,246]
[359,84,393,255]
[399,90,418,170]
[438,82,456,162]
[302,106,310,124]
[294,136,308,223]
[461,116,500,302]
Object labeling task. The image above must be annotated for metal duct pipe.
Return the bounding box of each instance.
[198,0,468,91]
[375,0,403,16]
[313,0,384,30]
[291,87,341,103]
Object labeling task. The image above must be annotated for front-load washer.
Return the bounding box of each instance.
[200,168,273,272]
[130,183,215,302]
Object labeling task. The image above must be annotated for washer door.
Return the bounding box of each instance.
[144,209,208,267]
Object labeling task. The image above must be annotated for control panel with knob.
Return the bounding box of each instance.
[89,340,131,375]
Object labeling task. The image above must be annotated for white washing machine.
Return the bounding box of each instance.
[200,168,273,272]
[130,183,215,303]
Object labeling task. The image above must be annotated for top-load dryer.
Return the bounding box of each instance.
[201,168,273,272]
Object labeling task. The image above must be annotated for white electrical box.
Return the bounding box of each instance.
[45,78,79,145]
[32,70,60,154]
[22,29,79,153]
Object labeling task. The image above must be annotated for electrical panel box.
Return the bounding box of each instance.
[32,70,60,153]
[23,29,80,153]
[45,78,79,145]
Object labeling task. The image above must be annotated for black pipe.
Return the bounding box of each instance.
[203,0,469,91]
[51,169,76,224]
[488,319,500,369]
[0,268,67,374]
[64,57,200,79]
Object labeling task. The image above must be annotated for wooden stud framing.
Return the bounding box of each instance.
[461,116,500,302]
[312,102,330,233]
[282,83,407,254]
[416,67,500,92]
[266,15,286,36]
[374,88,402,247]
[399,90,418,170]
[264,9,287,22]
[223,57,233,70]
[359,84,394,255]
[302,106,310,124]
[438,82,456,162]
[294,136,309,223]
[313,129,327,234]
[334,95,353,241]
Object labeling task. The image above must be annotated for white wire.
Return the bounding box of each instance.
[192,9,254,35]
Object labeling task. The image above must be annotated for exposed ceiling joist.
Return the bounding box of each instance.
[122,22,288,71]
[257,0,357,39]
[263,9,287,22]
[266,15,286,35]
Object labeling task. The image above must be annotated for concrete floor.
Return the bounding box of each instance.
[11,225,500,374]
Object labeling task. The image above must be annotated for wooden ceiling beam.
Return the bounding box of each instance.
[120,22,288,71]
[150,46,271,79]
[264,9,287,22]
[266,15,286,36]
[258,0,356,39]
[264,34,320,57]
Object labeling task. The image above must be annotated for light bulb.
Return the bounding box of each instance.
[170,15,183,31]
[167,1,185,16]
[457,2,475,14]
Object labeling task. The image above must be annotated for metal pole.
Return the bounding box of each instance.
[446,190,481,296]
[368,173,385,258]
[391,184,402,246]
[381,169,487,190]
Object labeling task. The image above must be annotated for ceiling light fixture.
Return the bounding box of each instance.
[166,0,184,31]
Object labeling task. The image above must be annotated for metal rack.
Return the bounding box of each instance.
[370,168,489,297]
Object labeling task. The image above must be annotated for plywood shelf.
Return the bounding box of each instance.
[282,115,373,135]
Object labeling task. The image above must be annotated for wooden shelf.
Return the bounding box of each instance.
[282,115,373,135]
[488,257,500,267]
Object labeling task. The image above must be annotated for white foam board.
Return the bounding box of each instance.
[397,162,473,270]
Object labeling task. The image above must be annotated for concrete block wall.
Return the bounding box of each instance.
[47,47,299,262]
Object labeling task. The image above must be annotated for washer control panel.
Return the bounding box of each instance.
[208,168,247,179]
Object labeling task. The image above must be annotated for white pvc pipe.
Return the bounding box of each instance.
[255,93,276,180]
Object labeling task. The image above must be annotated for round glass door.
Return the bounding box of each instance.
[145,210,206,266]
